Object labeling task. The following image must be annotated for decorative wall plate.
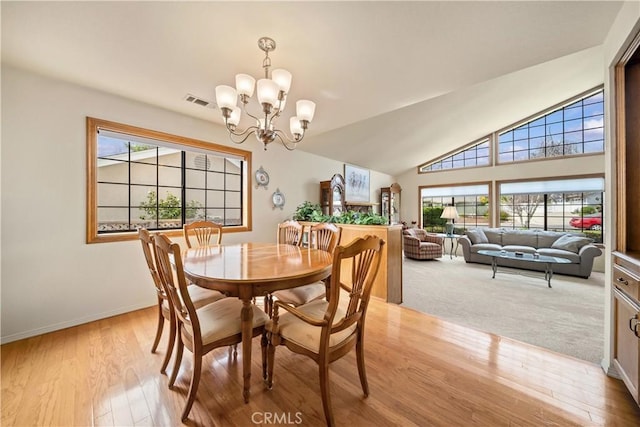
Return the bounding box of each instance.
[255,166,269,189]
[272,188,285,210]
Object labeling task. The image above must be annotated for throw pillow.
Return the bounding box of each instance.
[466,228,488,244]
[551,234,594,253]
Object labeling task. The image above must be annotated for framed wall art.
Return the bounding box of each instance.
[344,164,370,203]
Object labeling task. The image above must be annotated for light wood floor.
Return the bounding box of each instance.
[2,299,640,426]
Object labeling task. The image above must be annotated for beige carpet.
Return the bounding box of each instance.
[400,254,605,364]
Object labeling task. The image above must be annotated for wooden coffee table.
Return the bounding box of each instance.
[477,249,572,288]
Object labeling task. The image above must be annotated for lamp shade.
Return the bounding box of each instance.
[296,100,316,122]
[440,206,459,220]
[290,117,303,136]
[215,85,238,110]
[235,74,256,97]
[272,69,292,93]
[257,79,279,106]
[228,106,241,127]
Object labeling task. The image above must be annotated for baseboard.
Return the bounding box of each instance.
[602,359,621,378]
[0,301,155,345]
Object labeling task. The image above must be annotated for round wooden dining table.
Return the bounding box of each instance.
[181,242,333,403]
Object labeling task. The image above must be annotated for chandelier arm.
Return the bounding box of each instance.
[225,120,259,141]
[273,132,298,151]
[228,127,259,145]
[240,102,261,123]
[273,128,304,145]
[267,109,283,128]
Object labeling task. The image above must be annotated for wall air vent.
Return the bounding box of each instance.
[194,154,211,170]
[184,93,216,109]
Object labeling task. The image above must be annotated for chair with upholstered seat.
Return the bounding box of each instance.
[264,220,305,315]
[271,223,341,308]
[183,220,223,248]
[153,233,269,422]
[266,235,385,427]
[402,228,444,260]
[138,228,226,375]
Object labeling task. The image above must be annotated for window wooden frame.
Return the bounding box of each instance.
[86,117,252,243]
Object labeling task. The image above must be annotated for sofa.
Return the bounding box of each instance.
[458,228,602,278]
[403,228,444,260]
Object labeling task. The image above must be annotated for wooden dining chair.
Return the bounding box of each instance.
[271,223,341,308]
[276,220,304,246]
[183,220,223,248]
[266,235,385,427]
[263,220,306,315]
[153,233,269,422]
[138,228,226,375]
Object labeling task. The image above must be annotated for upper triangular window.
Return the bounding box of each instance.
[419,139,489,173]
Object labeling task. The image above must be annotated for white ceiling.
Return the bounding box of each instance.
[1,1,623,176]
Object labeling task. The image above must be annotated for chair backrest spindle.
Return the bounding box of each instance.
[309,223,341,253]
[277,220,303,246]
[154,233,200,339]
[330,235,384,327]
[183,221,223,248]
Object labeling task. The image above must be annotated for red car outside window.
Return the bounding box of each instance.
[569,212,602,231]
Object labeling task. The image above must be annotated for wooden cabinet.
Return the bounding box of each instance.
[616,34,640,259]
[613,32,640,406]
[613,257,640,404]
[381,183,402,225]
[300,222,403,304]
[320,174,345,216]
[321,174,377,214]
[336,224,403,303]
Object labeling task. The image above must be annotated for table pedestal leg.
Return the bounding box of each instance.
[241,297,253,403]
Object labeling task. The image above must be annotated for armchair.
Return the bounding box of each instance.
[402,228,444,260]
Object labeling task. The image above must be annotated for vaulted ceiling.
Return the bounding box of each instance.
[1,1,623,175]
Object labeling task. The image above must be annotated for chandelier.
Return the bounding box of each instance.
[215,37,316,151]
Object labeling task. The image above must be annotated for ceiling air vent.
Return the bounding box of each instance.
[184,93,216,108]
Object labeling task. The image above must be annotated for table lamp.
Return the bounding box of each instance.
[440,206,459,235]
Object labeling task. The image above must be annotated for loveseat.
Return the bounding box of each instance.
[403,228,444,260]
[458,228,602,278]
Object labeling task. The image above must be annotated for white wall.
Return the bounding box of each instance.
[0,65,392,343]
[601,1,640,373]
